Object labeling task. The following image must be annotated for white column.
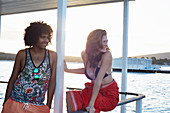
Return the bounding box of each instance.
[0,15,1,38]
[54,0,67,113]
[121,0,129,113]
[136,100,142,113]
[0,0,1,39]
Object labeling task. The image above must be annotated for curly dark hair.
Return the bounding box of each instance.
[24,21,53,46]
[85,29,110,68]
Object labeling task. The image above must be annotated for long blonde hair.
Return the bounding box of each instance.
[85,29,109,68]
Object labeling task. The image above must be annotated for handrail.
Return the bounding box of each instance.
[117,92,145,106]
[0,82,145,113]
[66,87,145,106]
[0,81,8,83]
[66,87,145,113]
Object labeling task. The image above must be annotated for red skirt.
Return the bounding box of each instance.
[66,80,119,113]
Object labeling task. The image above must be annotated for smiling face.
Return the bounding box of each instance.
[35,33,50,49]
[24,22,53,47]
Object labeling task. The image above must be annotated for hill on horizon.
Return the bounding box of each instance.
[0,52,83,62]
[131,52,170,59]
[1,52,170,61]
[0,52,16,60]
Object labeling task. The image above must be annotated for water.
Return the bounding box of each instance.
[0,61,170,113]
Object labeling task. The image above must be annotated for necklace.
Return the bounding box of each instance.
[33,68,40,80]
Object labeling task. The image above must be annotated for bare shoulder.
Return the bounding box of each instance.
[100,51,112,66]
[14,49,26,68]
[49,50,57,56]
[102,51,112,59]
[17,49,25,56]
[48,50,58,61]
[81,51,87,61]
[81,51,86,57]
[81,51,87,66]
[16,49,26,59]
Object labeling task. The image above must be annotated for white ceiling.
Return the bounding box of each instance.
[0,0,134,15]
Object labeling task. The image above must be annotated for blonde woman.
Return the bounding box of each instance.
[65,29,119,113]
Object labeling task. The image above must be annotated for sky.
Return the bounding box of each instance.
[0,0,170,58]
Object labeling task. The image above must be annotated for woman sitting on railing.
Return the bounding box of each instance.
[64,29,119,113]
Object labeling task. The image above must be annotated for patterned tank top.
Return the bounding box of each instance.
[10,48,51,105]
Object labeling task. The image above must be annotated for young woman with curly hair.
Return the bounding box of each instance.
[1,21,57,113]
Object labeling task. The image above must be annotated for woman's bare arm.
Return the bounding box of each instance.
[87,52,112,111]
[64,60,85,74]
[47,51,57,108]
[64,51,87,74]
[3,50,24,105]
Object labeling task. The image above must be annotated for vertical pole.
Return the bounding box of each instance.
[136,100,142,113]
[54,0,67,113]
[121,0,129,113]
[0,15,1,39]
[0,0,1,39]
[0,0,2,39]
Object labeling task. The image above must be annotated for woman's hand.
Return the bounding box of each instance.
[64,60,85,74]
[86,106,95,113]
[64,60,68,72]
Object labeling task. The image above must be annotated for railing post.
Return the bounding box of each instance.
[54,0,67,113]
[0,0,1,39]
[0,15,1,39]
[136,99,142,113]
[121,0,129,112]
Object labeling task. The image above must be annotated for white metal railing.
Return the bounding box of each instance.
[67,87,145,113]
[0,81,145,113]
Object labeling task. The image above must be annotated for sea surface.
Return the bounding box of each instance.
[0,60,170,113]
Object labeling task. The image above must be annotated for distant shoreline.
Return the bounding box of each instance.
[0,52,16,61]
[1,52,170,64]
[0,52,83,63]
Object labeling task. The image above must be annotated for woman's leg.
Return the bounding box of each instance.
[66,90,83,113]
